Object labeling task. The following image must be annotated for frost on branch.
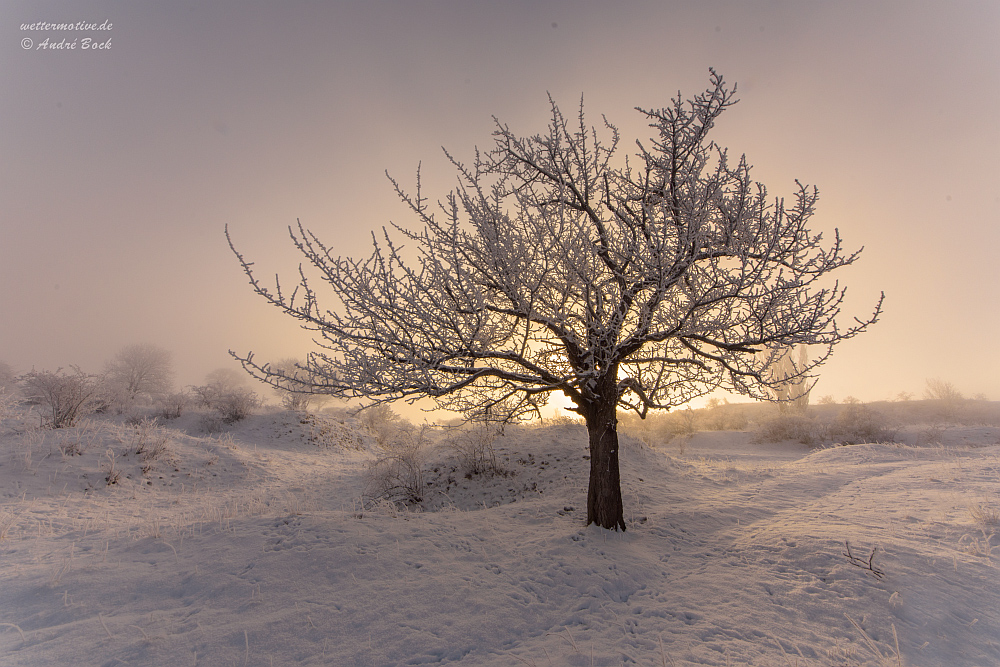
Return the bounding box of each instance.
[228,70,882,529]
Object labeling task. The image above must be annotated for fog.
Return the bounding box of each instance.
[2,0,999,404]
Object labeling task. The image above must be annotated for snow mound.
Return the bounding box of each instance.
[2,412,999,665]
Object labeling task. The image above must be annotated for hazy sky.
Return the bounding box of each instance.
[2,0,999,408]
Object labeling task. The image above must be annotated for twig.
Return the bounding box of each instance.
[843,541,885,579]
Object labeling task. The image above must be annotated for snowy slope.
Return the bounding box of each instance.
[2,408,999,666]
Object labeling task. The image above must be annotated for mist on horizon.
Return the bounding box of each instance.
[3,0,999,410]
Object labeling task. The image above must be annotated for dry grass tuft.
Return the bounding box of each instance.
[968,503,999,527]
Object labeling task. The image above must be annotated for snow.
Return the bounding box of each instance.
[2,406,999,666]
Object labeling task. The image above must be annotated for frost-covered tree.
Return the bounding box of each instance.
[104,343,174,404]
[924,378,963,403]
[229,71,882,530]
[769,345,810,412]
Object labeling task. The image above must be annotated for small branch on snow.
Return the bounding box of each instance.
[843,541,885,580]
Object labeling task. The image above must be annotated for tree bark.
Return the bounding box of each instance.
[583,388,627,531]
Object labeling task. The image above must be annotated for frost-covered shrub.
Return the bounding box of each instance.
[0,388,19,424]
[193,368,251,407]
[364,422,432,505]
[192,369,262,424]
[445,421,506,476]
[753,413,822,445]
[213,388,261,424]
[969,503,999,527]
[541,414,584,427]
[359,404,405,447]
[299,410,366,450]
[158,391,190,419]
[280,391,313,412]
[702,399,750,431]
[94,381,129,415]
[831,403,895,444]
[268,358,329,412]
[20,367,100,428]
[115,417,169,461]
[618,410,699,445]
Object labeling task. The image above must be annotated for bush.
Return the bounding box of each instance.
[193,368,253,406]
[364,422,432,505]
[20,367,100,428]
[618,410,699,445]
[0,388,19,424]
[115,417,169,461]
[753,413,822,445]
[280,391,314,411]
[445,421,507,476]
[269,358,329,412]
[158,391,190,419]
[192,369,261,424]
[214,387,262,424]
[358,404,405,447]
[754,403,896,446]
[702,399,750,431]
[831,403,895,444]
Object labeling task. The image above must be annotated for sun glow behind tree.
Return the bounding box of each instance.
[229,71,882,529]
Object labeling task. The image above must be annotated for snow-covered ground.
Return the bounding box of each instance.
[2,405,999,666]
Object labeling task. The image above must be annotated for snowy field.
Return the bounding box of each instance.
[2,404,999,666]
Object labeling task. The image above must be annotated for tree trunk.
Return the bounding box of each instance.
[583,390,626,531]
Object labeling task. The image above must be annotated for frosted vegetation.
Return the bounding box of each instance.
[1,357,999,665]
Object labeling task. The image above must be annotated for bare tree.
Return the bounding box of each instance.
[229,71,882,530]
[924,378,963,403]
[104,343,174,405]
